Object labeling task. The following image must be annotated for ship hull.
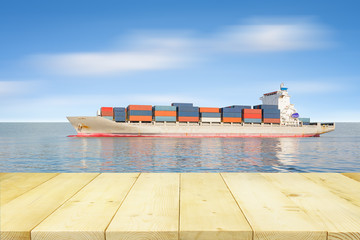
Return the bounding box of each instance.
[67,116,335,138]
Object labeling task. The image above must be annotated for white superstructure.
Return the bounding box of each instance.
[260,83,299,125]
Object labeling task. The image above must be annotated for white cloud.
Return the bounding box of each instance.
[0,81,38,97]
[29,18,331,76]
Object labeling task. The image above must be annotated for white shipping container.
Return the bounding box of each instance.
[200,117,221,122]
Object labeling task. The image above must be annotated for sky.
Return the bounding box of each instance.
[1,0,360,122]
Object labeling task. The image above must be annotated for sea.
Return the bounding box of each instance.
[0,122,359,173]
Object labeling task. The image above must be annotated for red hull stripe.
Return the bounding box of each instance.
[68,133,320,138]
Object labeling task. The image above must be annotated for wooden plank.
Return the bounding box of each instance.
[0,173,99,240]
[342,173,360,182]
[263,173,360,239]
[303,173,360,208]
[0,173,59,206]
[32,173,139,240]
[106,173,180,240]
[180,173,252,240]
[222,173,325,240]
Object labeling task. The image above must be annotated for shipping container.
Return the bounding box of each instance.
[154,116,176,122]
[114,112,126,117]
[222,108,242,113]
[177,106,199,112]
[128,110,152,116]
[263,118,281,124]
[262,109,280,114]
[200,112,221,118]
[243,113,262,119]
[222,112,242,118]
[243,109,262,114]
[243,118,262,123]
[199,107,220,113]
[154,111,177,117]
[171,103,193,107]
[153,105,177,111]
[225,105,251,109]
[200,117,221,122]
[128,116,152,122]
[178,116,199,122]
[299,118,311,122]
[113,107,126,112]
[102,116,113,121]
[127,105,152,111]
[101,107,113,116]
[114,116,126,122]
[222,117,242,123]
[253,105,278,109]
[178,111,199,117]
[263,113,281,119]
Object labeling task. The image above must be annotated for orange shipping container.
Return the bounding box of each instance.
[222,117,242,123]
[178,117,199,122]
[242,113,262,119]
[101,107,113,116]
[154,111,177,117]
[263,118,281,124]
[243,109,262,114]
[128,116,152,121]
[199,107,220,113]
[127,105,152,111]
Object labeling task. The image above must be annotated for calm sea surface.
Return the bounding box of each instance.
[0,122,359,172]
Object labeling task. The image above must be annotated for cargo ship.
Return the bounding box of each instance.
[67,84,335,137]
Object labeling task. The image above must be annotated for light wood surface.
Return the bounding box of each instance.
[342,172,360,182]
[222,173,325,240]
[1,172,360,240]
[106,173,180,240]
[32,173,138,240]
[0,173,99,240]
[180,173,252,240]
[0,173,59,205]
[263,173,360,239]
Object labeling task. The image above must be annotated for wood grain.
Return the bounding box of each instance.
[0,173,59,206]
[180,173,252,240]
[32,173,139,240]
[0,173,98,240]
[222,173,325,240]
[106,173,180,240]
[264,173,360,239]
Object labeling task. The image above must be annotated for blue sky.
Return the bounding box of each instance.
[1,0,359,122]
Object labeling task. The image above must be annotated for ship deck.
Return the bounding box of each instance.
[1,172,360,240]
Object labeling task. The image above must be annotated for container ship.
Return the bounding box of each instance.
[67,84,335,137]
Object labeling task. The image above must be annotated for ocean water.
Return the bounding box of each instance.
[0,122,359,172]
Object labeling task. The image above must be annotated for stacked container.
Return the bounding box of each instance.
[299,117,310,125]
[153,106,177,122]
[199,107,221,122]
[101,107,114,121]
[243,109,262,123]
[254,105,281,124]
[127,105,152,122]
[172,103,199,122]
[222,105,251,123]
[113,107,126,122]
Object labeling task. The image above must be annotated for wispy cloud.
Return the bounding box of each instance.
[29,17,332,76]
[0,81,38,97]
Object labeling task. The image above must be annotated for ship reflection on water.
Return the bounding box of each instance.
[72,137,304,172]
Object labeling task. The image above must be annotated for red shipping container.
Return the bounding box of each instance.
[154,111,177,116]
[199,107,220,113]
[242,113,262,119]
[128,116,152,121]
[222,117,242,123]
[243,109,262,114]
[101,107,113,116]
[178,117,199,122]
[263,118,281,124]
[127,105,152,111]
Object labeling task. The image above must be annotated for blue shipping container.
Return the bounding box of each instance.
[178,111,199,117]
[171,103,193,107]
[254,105,278,110]
[200,112,221,118]
[128,110,152,116]
[227,105,251,109]
[177,106,199,112]
[222,108,242,113]
[262,109,280,114]
[114,112,126,117]
[153,106,177,111]
[299,118,311,122]
[222,112,242,118]
[113,107,126,112]
[243,118,262,123]
[263,113,281,119]
[155,116,177,122]
[114,116,126,122]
